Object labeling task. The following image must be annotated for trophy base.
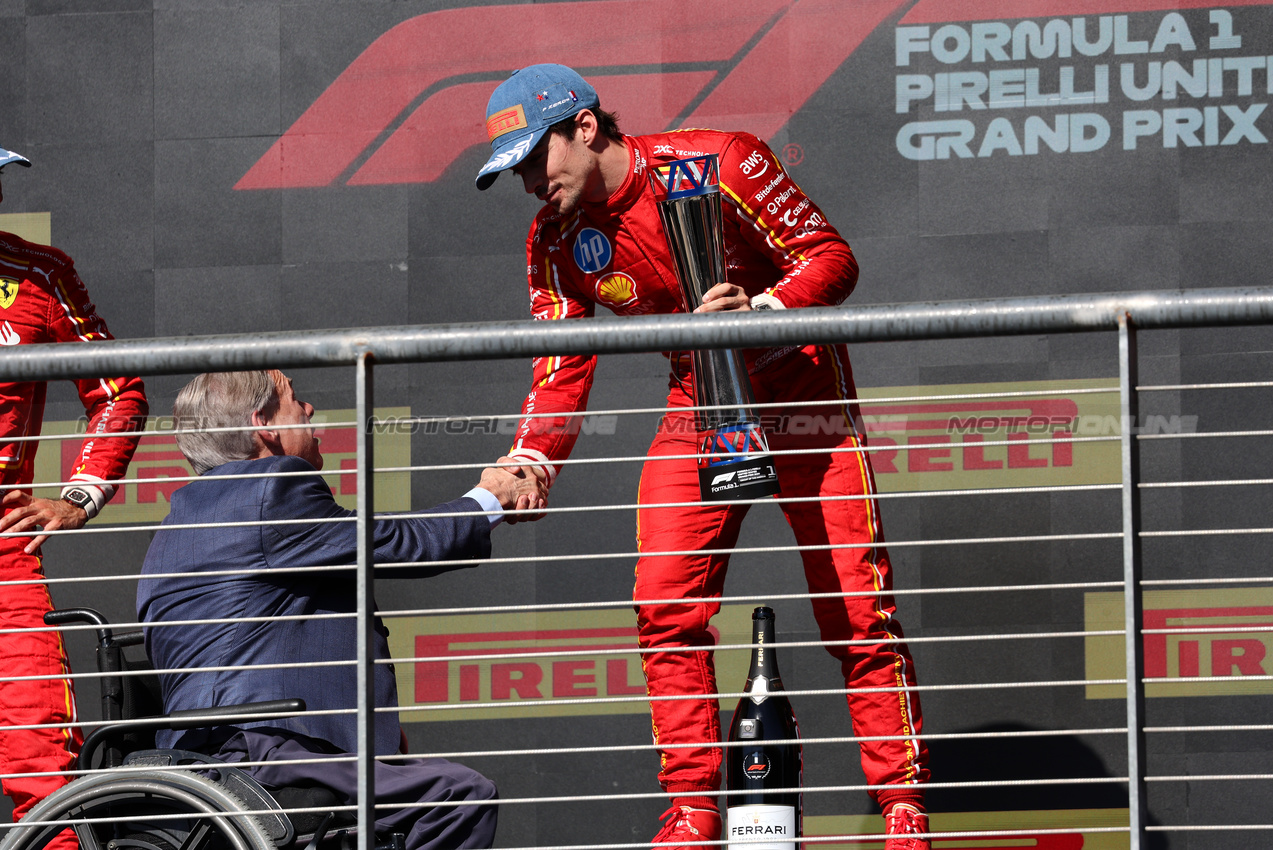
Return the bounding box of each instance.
[696,422,782,502]
[698,454,782,502]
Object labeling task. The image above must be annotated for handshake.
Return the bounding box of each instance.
[477,456,551,525]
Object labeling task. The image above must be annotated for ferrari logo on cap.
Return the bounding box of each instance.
[0,278,20,311]
[487,104,528,142]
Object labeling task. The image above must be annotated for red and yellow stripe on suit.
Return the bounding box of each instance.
[510,129,928,805]
[0,231,148,834]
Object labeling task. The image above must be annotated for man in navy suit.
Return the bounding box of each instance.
[138,370,544,850]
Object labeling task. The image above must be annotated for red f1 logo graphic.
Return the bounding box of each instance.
[236,0,1273,189]
[234,0,909,189]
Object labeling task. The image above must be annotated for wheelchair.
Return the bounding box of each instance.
[0,609,402,850]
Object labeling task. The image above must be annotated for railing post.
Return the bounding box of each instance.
[1118,313,1147,848]
[355,352,376,849]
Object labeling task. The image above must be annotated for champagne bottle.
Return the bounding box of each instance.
[725,606,802,850]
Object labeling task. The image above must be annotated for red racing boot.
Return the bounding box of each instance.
[884,803,931,850]
[652,805,721,848]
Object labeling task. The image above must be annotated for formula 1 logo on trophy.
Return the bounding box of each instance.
[648,155,781,502]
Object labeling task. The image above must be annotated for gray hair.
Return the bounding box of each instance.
[173,371,279,474]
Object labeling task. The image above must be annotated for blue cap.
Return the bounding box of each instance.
[0,146,31,169]
[475,64,599,190]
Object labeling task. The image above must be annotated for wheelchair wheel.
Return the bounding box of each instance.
[0,769,280,850]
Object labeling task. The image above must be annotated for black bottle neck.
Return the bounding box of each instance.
[745,607,783,691]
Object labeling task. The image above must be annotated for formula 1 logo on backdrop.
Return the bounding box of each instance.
[235,0,1273,188]
[233,0,913,189]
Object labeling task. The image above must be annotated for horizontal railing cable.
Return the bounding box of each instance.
[6,719,1269,783]
[0,629,1128,684]
[1147,724,1273,733]
[0,788,1140,849]
[0,776,1136,821]
[4,288,1270,849]
[383,578,1127,616]
[1143,576,1273,586]
[1147,825,1273,833]
[1135,674,1273,686]
[4,287,1273,381]
[17,576,1128,639]
[3,530,1128,593]
[1142,527,1273,538]
[19,578,1131,640]
[7,382,1121,446]
[40,721,1267,770]
[1147,774,1273,783]
[390,679,1131,717]
[379,383,1122,425]
[1139,428,1273,441]
[0,480,1127,547]
[1142,625,1271,636]
[0,419,341,449]
[0,726,1129,776]
[1139,380,1273,391]
[10,668,1264,718]
[22,513,1273,548]
[17,424,1262,497]
[2,432,1120,504]
[1140,477,1273,488]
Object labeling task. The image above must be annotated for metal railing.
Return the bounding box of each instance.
[3,285,1273,850]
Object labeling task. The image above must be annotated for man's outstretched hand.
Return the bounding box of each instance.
[480,457,550,524]
[0,490,88,554]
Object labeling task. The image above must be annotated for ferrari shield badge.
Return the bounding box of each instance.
[0,278,20,310]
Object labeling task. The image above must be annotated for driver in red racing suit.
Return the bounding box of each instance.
[0,145,149,838]
[476,66,931,850]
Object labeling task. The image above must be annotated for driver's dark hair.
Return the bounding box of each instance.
[549,107,623,143]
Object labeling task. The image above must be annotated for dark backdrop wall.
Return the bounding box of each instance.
[2,1,1271,846]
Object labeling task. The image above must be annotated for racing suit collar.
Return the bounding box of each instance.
[581,135,643,220]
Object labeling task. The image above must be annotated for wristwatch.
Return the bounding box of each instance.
[749,293,785,311]
[61,486,99,520]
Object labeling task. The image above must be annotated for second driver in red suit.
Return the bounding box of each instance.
[475,66,931,850]
[0,144,149,843]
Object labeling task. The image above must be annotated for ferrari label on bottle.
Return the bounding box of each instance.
[727,804,796,850]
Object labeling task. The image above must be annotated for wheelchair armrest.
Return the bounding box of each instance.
[44,607,145,648]
[167,699,308,730]
[112,629,145,647]
[44,607,109,627]
[95,698,308,733]
[80,699,308,771]
[45,607,116,647]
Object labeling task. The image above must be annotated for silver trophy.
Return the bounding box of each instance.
[649,155,781,502]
